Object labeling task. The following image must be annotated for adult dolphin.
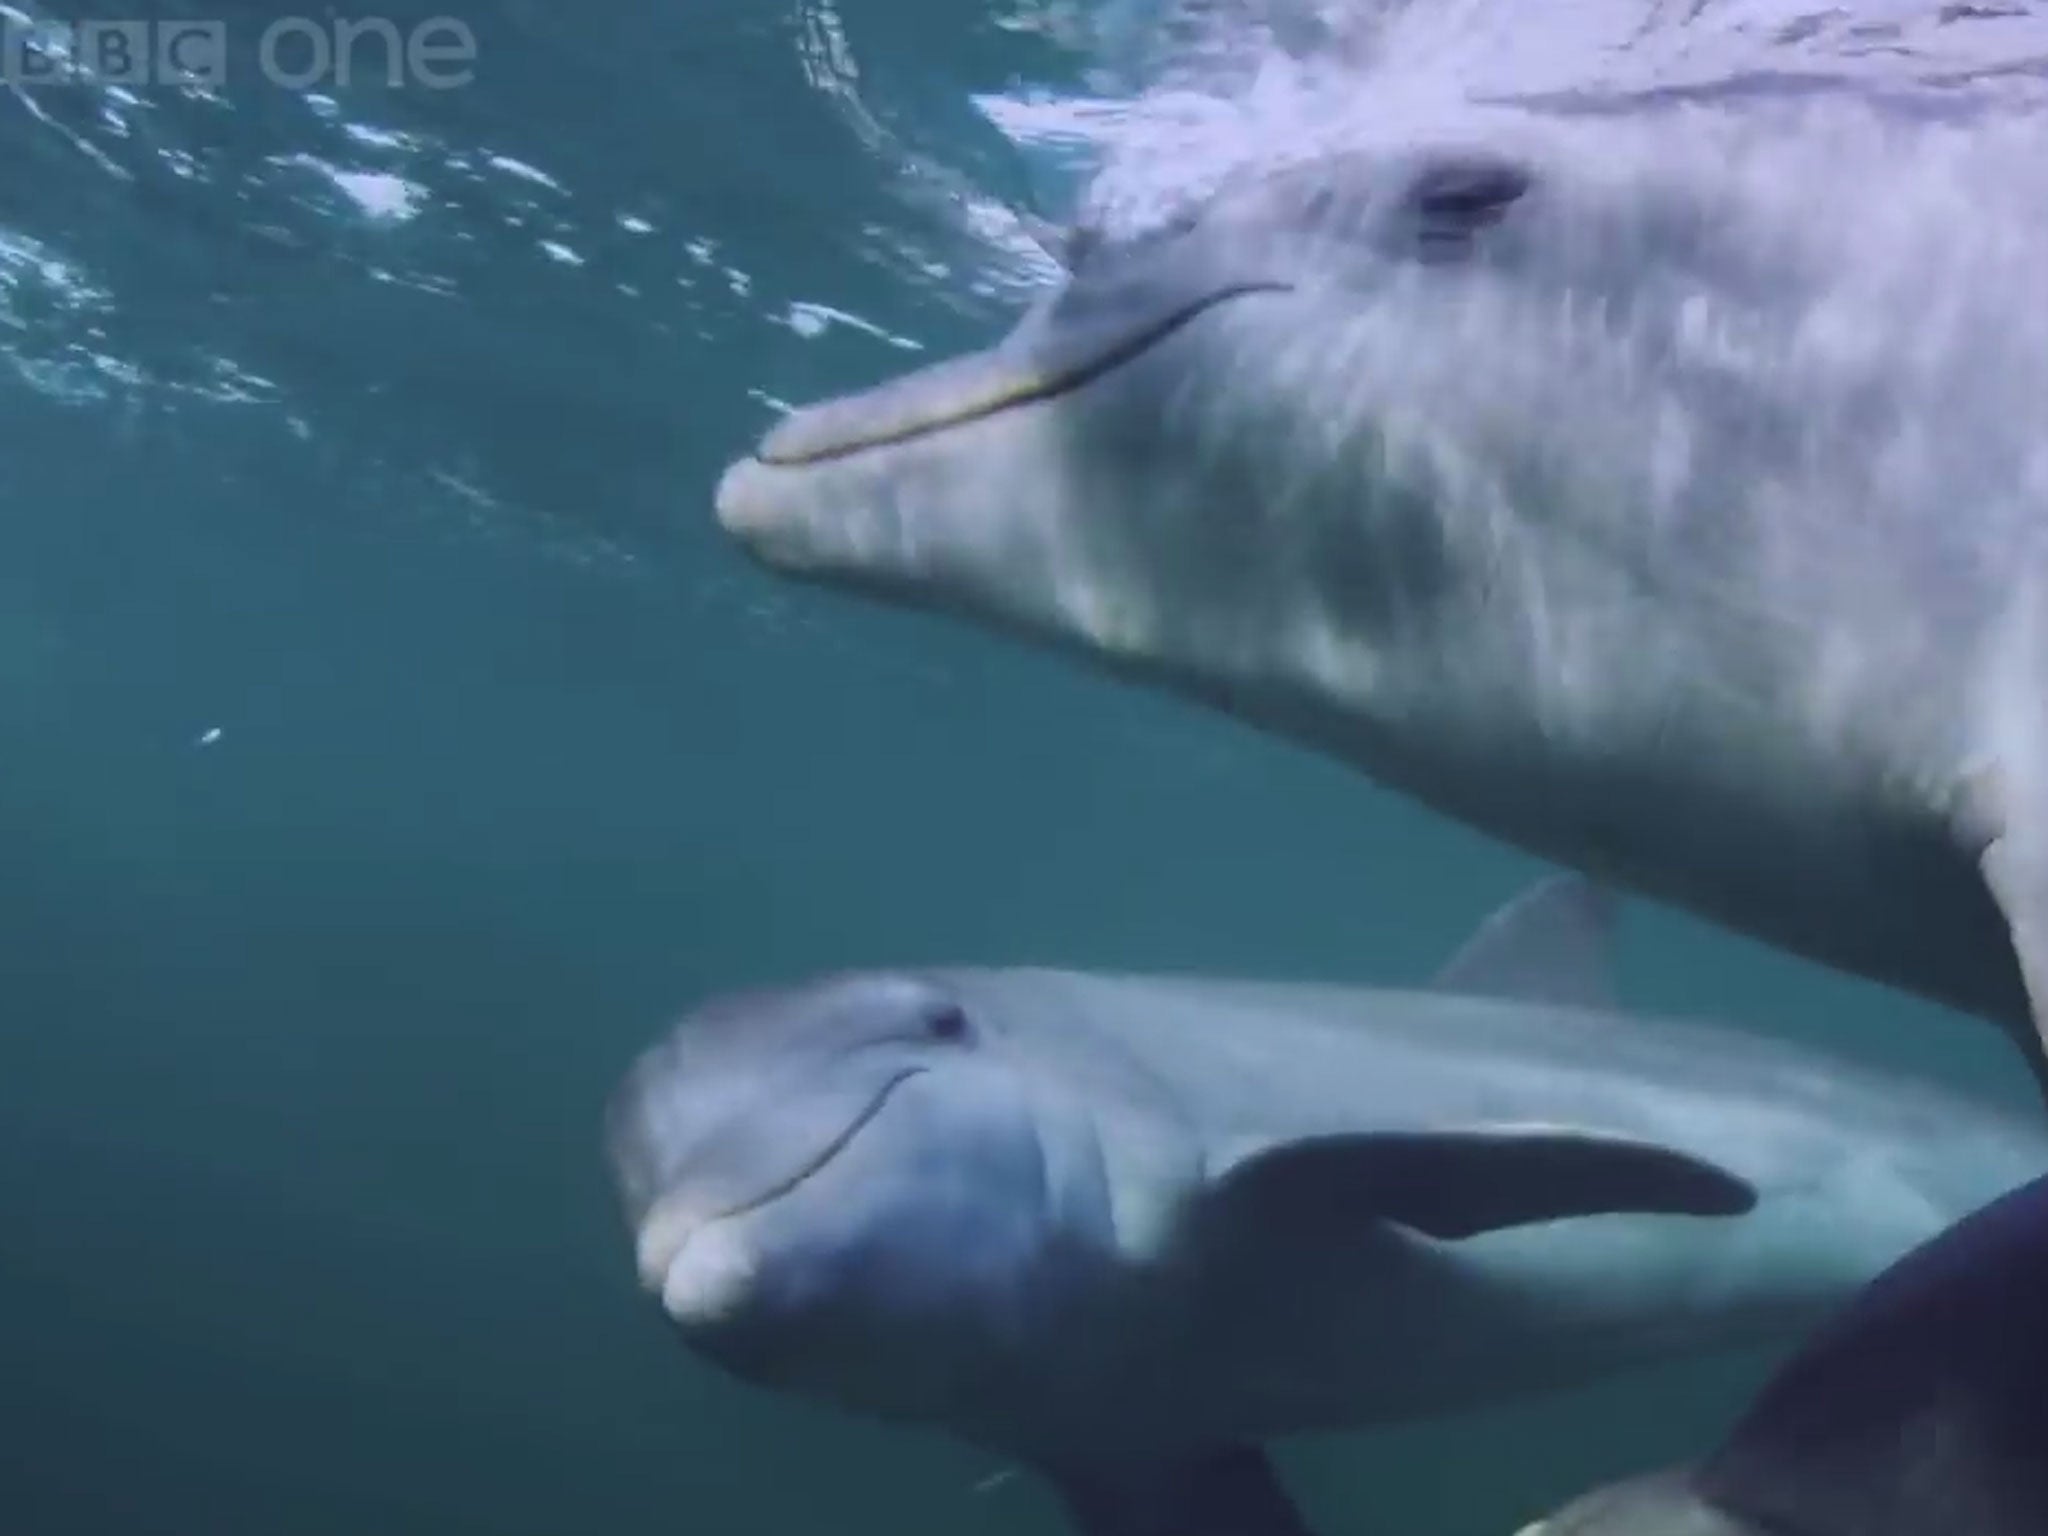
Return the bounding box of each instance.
[711,101,2048,1096]
[1517,1166,2048,1536]
[602,877,2047,1536]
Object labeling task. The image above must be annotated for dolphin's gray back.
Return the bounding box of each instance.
[944,966,2043,1208]
[1441,0,2048,110]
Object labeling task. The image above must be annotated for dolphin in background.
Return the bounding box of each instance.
[710,98,2048,1100]
[1519,1166,2048,1536]
[601,877,2048,1535]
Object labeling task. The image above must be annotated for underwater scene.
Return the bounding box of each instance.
[4,2,2047,1533]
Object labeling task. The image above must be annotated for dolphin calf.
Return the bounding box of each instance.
[1518,1166,2048,1536]
[710,102,2048,1094]
[602,877,2046,1535]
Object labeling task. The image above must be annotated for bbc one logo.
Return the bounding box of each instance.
[0,16,478,89]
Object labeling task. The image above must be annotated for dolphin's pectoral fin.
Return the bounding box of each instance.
[1209,1127,1757,1242]
[1052,1444,1317,1536]
[1964,595,2048,1106]
[1429,872,1619,1011]
[1976,830,2048,1104]
[1688,1171,2048,1536]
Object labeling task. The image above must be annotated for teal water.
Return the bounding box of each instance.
[0,5,2034,1534]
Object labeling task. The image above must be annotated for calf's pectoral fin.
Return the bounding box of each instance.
[1977,829,2048,1104]
[1208,1127,1757,1243]
[1052,1444,1317,1536]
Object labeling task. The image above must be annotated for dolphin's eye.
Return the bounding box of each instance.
[1404,155,1532,262]
[1410,159,1529,225]
[924,1004,971,1043]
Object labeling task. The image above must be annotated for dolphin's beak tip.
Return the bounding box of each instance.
[712,455,772,540]
[634,1219,679,1292]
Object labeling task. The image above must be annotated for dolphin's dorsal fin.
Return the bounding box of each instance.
[1689,1170,2048,1536]
[1430,873,1619,1011]
[1204,1125,1755,1244]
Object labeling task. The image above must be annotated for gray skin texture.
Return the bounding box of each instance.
[711,74,2048,1091]
[602,881,2047,1487]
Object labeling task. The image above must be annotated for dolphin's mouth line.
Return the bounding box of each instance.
[710,1066,927,1225]
[631,1067,932,1298]
[754,281,1292,468]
